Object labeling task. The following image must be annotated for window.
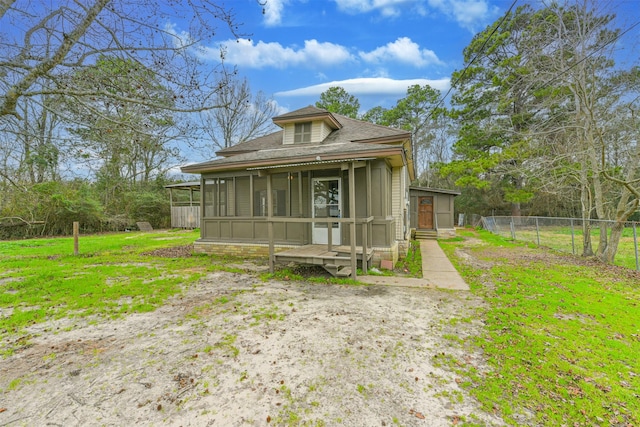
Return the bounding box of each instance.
[294,122,312,143]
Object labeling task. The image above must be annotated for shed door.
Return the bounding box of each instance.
[418,196,434,229]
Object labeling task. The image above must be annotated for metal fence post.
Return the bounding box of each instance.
[510,217,516,240]
[535,217,540,246]
[570,219,575,255]
[634,222,639,272]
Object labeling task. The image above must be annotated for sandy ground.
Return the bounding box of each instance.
[1,269,505,426]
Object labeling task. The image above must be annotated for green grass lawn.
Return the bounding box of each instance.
[440,229,640,426]
[3,228,639,426]
[0,229,219,355]
[495,225,640,270]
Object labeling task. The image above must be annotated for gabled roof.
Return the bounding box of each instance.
[184,105,414,177]
[272,105,342,130]
[217,131,284,158]
[217,106,411,157]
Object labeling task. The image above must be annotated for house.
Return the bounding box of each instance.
[181,106,415,278]
[409,186,460,239]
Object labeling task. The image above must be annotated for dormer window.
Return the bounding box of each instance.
[294,122,312,143]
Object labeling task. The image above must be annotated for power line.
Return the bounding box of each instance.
[425,0,519,120]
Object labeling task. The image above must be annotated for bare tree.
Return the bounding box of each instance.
[0,0,253,233]
[201,77,279,154]
[0,0,244,119]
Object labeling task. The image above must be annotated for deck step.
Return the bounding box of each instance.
[322,263,354,278]
[336,267,352,277]
[414,230,437,240]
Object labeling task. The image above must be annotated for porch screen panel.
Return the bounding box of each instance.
[203,179,217,218]
[290,173,300,216]
[253,176,267,217]
[218,179,231,216]
[227,179,236,216]
[271,173,288,217]
[235,177,251,216]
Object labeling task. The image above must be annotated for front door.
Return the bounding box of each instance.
[312,178,341,244]
[418,196,434,229]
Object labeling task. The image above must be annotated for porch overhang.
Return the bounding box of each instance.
[181,144,406,175]
[246,158,374,172]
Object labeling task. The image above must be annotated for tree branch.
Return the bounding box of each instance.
[0,0,15,19]
[0,0,110,118]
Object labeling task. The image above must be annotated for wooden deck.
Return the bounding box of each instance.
[274,244,374,277]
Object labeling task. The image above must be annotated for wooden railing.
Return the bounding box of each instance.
[266,216,374,278]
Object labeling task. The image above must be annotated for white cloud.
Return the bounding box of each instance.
[334,0,496,31]
[334,0,409,15]
[359,37,442,67]
[212,38,354,69]
[163,22,195,49]
[263,0,288,26]
[427,0,496,31]
[209,37,441,70]
[274,77,450,97]
[268,99,290,116]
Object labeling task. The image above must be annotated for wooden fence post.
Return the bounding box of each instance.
[633,222,639,272]
[73,221,79,255]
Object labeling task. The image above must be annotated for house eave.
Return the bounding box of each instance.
[351,134,412,145]
[181,147,404,174]
[273,111,342,130]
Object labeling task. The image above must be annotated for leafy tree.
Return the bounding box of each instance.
[362,85,447,183]
[444,0,637,263]
[315,86,360,118]
[441,4,542,217]
[383,84,444,183]
[526,1,632,261]
[59,56,179,214]
[360,106,388,125]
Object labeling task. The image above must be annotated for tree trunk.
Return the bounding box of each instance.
[600,190,638,264]
[587,141,608,255]
[579,165,594,256]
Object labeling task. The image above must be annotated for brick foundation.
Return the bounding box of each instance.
[193,240,403,268]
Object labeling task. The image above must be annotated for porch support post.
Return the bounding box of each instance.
[366,161,372,269]
[297,172,303,216]
[267,173,274,273]
[199,176,204,234]
[168,188,174,228]
[349,161,357,279]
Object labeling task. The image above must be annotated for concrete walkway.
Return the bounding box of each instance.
[358,240,469,291]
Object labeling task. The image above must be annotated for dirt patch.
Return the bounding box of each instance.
[142,244,194,258]
[0,271,504,426]
[455,248,494,270]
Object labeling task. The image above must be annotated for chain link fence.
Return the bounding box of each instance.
[475,216,640,271]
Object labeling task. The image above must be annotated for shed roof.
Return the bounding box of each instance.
[164,181,201,190]
[409,186,461,196]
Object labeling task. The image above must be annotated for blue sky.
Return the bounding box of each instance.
[187,0,637,114]
[197,0,511,113]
